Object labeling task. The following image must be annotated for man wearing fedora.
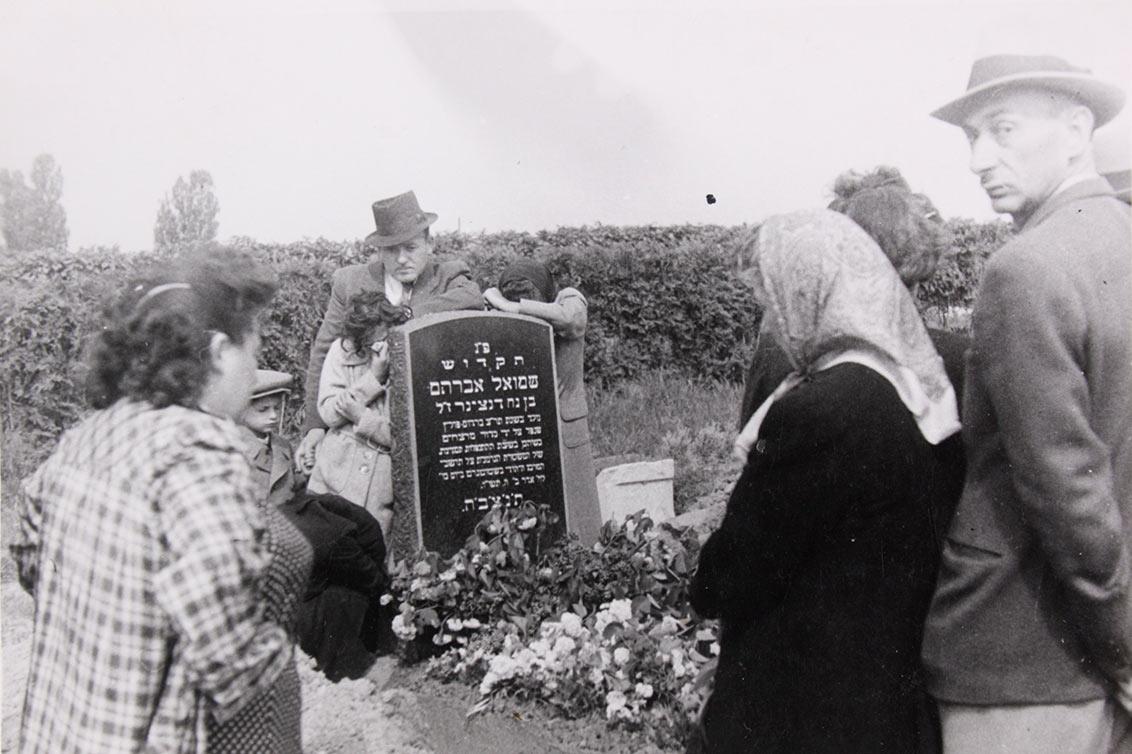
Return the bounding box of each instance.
[921,54,1132,752]
[295,191,482,470]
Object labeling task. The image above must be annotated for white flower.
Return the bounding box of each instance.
[552,636,575,655]
[439,569,458,582]
[710,641,720,656]
[604,689,628,719]
[379,593,393,606]
[517,516,538,531]
[671,647,688,678]
[558,612,583,637]
[588,667,604,686]
[602,598,633,624]
[613,646,631,665]
[480,671,499,694]
[391,614,417,641]
[635,682,654,699]
[463,618,482,630]
[514,648,536,672]
[446,617,464,631]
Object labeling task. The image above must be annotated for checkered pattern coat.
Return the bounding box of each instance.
[11,400,292,753]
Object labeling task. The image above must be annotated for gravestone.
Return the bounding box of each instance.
[387,311,567,558]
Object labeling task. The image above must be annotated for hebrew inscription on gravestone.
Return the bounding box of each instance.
[388,311,567,558]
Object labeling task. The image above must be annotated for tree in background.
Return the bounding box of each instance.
[0,154,69,252]
[153,170,219,253]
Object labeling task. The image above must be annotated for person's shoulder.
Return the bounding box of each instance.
[331,262,375,288]
[767,363,906,440]
[996,195,1126,271]
[557,287,587,306]
[165,406,246,455]
[432,257,473,277]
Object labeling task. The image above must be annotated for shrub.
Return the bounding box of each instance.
[1,220,1008,472]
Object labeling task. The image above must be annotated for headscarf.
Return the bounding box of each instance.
[499,259,557,303]
[735,209,959,458]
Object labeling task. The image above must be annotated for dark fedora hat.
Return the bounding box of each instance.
[364,191,439,248]
[932,54,1125,128]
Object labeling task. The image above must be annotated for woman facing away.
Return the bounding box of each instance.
[306,289,409,540]
[738,166,969,429]
[483,259,603,546]
[11,247,310,754]
[690,210,966,753]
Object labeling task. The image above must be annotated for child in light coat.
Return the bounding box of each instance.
[307,290,408,539]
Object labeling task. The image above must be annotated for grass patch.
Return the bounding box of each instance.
[587,370,742,514]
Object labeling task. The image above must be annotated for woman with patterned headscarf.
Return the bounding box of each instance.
[689,210,965,753]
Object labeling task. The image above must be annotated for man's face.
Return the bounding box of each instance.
[240,394,281,436]
[962,89,1082,220]
[380,233,432,284]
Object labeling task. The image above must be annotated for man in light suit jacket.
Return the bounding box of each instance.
[921,54,1132,753]
[295,191,482,470]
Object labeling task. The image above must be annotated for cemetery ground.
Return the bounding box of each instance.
[0,371,739,753]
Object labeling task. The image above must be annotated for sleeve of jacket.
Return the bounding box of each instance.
[517,288,587,339]
[151,428,291,721]
[412,259,483,316]
[973,252,1132,681]
[317,340,360,429]
[304,268,351,431]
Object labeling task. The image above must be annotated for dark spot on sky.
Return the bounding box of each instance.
[706,194,716,205]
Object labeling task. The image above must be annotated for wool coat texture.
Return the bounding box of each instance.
[922,178,1132,704]
[692,364,964,753]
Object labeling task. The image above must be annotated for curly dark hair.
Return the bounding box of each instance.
[828,166,947,285]
[341,290,410,352]
[87,245,277,409]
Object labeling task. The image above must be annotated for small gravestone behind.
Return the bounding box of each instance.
[387,311,567,558]
[595,459,675,525]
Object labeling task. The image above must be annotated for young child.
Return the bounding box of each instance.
[238,368,297,507]
[239,369,391,679]
[307,290,408,540]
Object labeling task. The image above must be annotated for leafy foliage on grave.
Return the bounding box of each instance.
[386,503,717,749]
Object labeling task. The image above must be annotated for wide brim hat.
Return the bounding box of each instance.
[364,190,439,248]
[932,54,1125,128]
[251,369,293,400]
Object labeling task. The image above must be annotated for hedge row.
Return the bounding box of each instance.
[1,220,1010,454]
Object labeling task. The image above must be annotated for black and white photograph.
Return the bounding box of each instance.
[1,0,1130,751]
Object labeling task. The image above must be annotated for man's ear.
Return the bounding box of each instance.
[1064,104,1097,159]
[206,330,232,367]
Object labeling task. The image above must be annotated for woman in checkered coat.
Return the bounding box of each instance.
[12,247,310,754]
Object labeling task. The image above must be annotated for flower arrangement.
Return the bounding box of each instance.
[384,505,718,748]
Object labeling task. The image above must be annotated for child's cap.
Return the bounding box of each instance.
[252,369,293,401]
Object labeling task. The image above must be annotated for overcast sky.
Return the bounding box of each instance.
[1,0,1129,251]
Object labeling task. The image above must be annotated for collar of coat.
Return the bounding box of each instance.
[1020,176,1119,232]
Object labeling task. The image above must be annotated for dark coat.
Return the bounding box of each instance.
[692,364,964,753]
[923,179,1132,704]
[279,492,390,680]
[737,328,970,429]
